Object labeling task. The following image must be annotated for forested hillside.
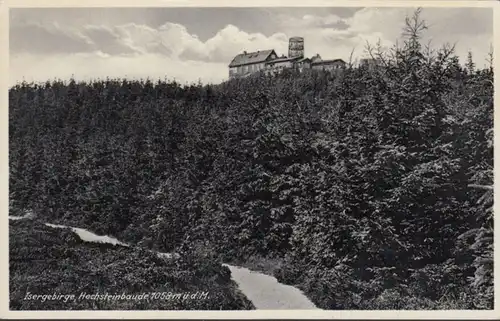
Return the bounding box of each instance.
[9,11,493,309]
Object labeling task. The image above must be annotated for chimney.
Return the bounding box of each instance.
[243,51,247,54]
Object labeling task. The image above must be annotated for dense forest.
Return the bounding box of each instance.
[9,11,493,309]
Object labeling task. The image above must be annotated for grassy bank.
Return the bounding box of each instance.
[9,219,254,310]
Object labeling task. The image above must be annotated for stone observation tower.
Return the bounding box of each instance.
[288,37,305,59]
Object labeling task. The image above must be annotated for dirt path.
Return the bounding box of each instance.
[8,216,319,310]
[223,264,318,309]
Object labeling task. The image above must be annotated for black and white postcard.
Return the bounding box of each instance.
[1,0,498,319]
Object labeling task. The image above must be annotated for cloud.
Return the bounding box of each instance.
[10,22,94,55]
[420,7,493,36]
[344,7,492,61]
[83,25,140,55]
[270,8,404,60]
[10,20,289,62]
[273,7,492,63]
[345,8,407,39]
[110,22,289,63]
[9,7,493,85]
[156,22,207,58]
[203,25,289,62]
[278,13,347,29]
[10,19,291,85]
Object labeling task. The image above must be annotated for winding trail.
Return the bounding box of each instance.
[8,215,319,310]
[223,264,318,309]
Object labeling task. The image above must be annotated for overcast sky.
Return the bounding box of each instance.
[9,7,493,85]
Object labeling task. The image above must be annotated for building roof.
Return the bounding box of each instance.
[311,54,322,61]
[360,57,382,64]
[266,56,302,64]
[228,50,277,67]
[312,58,346,65]
[296,57,311,63]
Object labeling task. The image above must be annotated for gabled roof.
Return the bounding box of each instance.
[312,58,346,65]
[311,54,322,61]
[296,57,311,63]
[228,50,276,67]
[266,56,302,64]
[360,58,382,64]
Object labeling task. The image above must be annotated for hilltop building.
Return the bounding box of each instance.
[309,54,346,72]
[359,57,382,70]
[228,37,346,79]
[228,50,278,78]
